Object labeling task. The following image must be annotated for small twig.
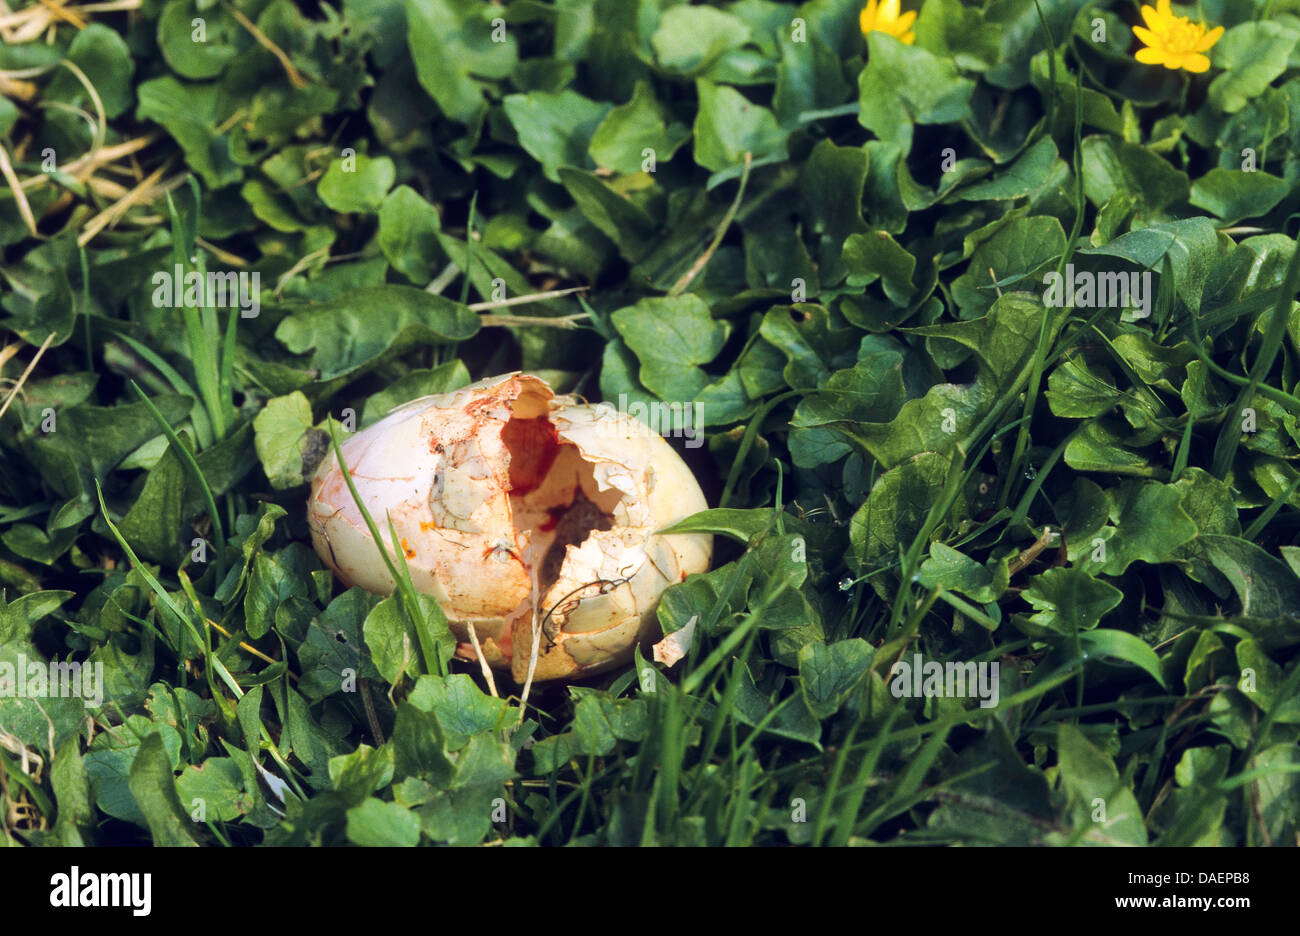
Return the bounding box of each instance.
[1008,526,1055,576]
[669,150,752,297]
[989,267,1002,298]
[359,679,385,746]
[477,312,591,329]
[195,237,248,267]
[0,332,56,424]
[77,160,184,247]
[36,0,87,28]
[518,552,545,712]
[467,286,588,311]
[69,0,144,11]
[274,244,331,296]
[464,622,499,699]
[0,142,38,237]
[20,133,161,190]
[203,617,296,678]
[426,261,460,296]
[222,0,307,88]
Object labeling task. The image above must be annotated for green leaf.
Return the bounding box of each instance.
[1056,722,1148,844]
[329,744,395,804]
[798,639,874,718]
[1084,481,1199,576]
[798,138,869,280]
[1022,567,1123,634]
[1079,218,1220,312]
[156,0,240,81]
[1081,137,1190,221]
[914,0,1002,72]
[253,391,326,490]
[47,23,135,118]
[611,295,729,399]
[588,81,690,174]
[571,692,648,755]
[843,230,917,303]
[406,0,516,124]
[391,702,454,785]
[774,32,852,127]
[176,758,251,823]
[136,77,241,188]
[1249,743,1300,843]
[851,451,958,582]
[407,673,510,750]
[558,168,657,262]
[274,285,479,381]
[298,587,383,701]
[650,6,750,75]
[360,361,470,427]
[692,79,788,173]
[118,435,188,564]
[51,739,93,844]
[984,0,1090,89]
[1208,22,1300,114]
[1189,169,1290,225]
[917,543,1008,603]
[502,90,611,183]
[758,303,859,390]
[127,732,197,846]
[1198,535,1300,623]
[416,732,514,844]
[950,216,1065,318]
[1235,639,1300,722]
[378,186,445,282]
[346,798,421,846]
[317,152,395,214]
[958,136,1061,201]
[858,32,975,154]
[21,395,192,499]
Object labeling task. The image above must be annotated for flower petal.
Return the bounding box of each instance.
[1157,0,1172,18]
[896,9,917,29]
[881,0,901,20]
[1140,3,1164,29]
[1135,46,1166,65]
[1181,52,1212,73]
[1132,25,1159,47]
[860,2,877,34]
[1196,24,1224,51]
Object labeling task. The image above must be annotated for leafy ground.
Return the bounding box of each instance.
[2,0,1300,846]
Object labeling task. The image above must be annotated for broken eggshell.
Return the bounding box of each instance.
[306,373,711,683]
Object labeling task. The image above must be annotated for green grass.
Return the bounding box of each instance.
[2,0,1300,848]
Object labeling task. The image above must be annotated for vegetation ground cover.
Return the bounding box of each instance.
[1,0,1299,846]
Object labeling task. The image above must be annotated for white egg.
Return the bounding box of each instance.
[307,372,711,682]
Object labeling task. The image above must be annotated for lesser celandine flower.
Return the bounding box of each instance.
[1132,0,1223,73]
[860,0,916,45]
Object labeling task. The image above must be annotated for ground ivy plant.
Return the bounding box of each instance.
[1,0,1299,846]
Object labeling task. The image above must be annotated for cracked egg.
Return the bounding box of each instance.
[307,372,712,682]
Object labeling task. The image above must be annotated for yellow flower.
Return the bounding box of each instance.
[1132,0,1223,73]
[860,0,916,45]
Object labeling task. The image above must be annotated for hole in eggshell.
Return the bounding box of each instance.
[501,415,559,496]
[501,411,622,616]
